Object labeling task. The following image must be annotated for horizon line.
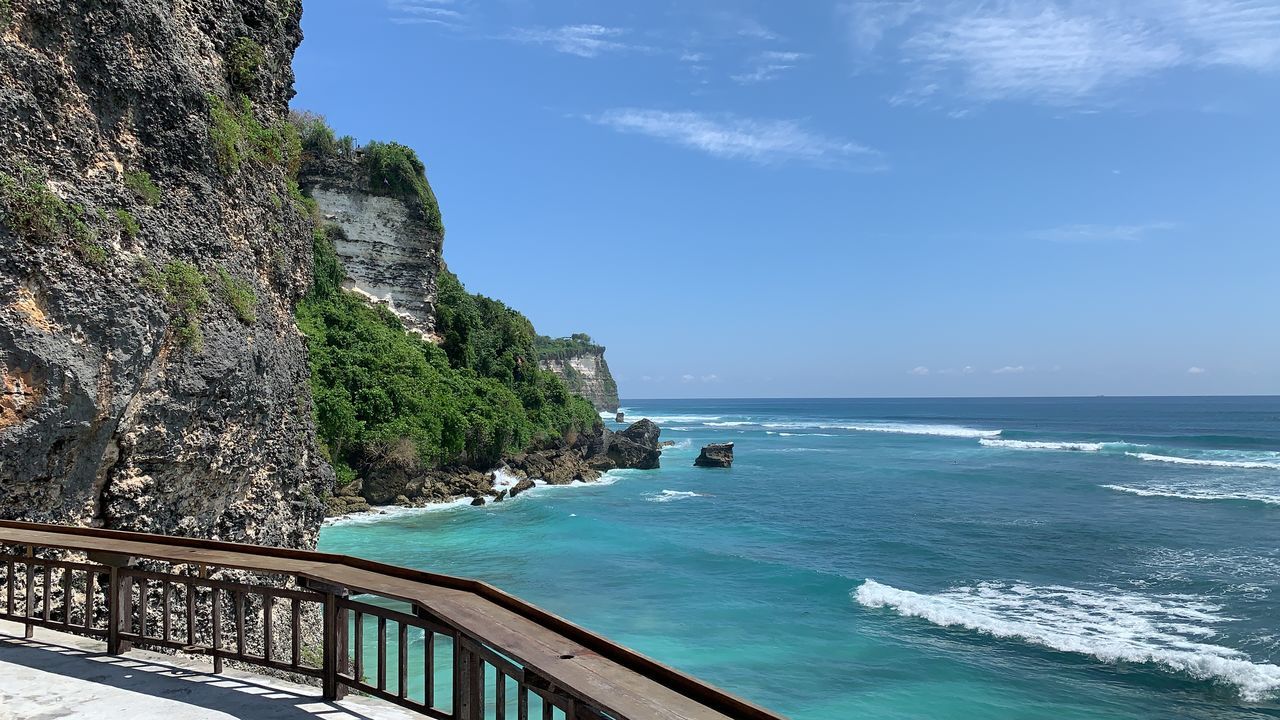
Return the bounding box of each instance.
[618,393,1279,402]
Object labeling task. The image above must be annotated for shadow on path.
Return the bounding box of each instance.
[0,631,387,720]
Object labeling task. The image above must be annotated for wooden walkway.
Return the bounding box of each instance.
[0,521,787,720]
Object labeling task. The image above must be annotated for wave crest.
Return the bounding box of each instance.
[854,579,1280,701]
[980,439,1109,452]
[1125,452,1280,470]
[647,490,705,503]
[1102,484,1280,506]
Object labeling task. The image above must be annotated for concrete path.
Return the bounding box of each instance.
[0,621,420,720]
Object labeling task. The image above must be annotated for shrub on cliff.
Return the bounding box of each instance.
[227,37,265,93]
[298,227,598,477]
[362,141,444,235]
[208,94,300,176]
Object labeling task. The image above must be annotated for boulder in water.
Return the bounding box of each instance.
[694,443,734,468]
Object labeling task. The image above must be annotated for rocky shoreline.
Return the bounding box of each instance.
[325,419,663,518]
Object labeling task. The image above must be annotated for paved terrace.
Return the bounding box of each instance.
[0,621,416,720]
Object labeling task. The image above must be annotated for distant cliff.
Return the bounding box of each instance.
[0,0,327,546]
[536,335,620,412]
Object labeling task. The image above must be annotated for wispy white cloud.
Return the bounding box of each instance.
[387,0,464,27]
[681,374,696,383]
[906,5,1182,104]
[842,0,1280,106]
[1187,366,1207,374]
[508,25,644,58]
[909,366,931,375]
[1032,221,1177,242]
[992,365,1026,375]
[586,109,884,169]
[732,50,812,84]
[938,365,976,375]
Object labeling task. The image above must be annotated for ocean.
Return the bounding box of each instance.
[320,396,1280,719]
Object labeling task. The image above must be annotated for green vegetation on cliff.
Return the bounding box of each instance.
[288,113,442,235]
[298,226,597,484]
[535,333,606,362]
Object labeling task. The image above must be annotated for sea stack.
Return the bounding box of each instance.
[616,411,625,423]
[695,443,735,468]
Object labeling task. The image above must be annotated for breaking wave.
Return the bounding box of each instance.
[762,422,1001,438]
[980,439,1110,452]
[1102,485,1280,507]
[854,579,1280,701]
[647,490,705,503]
[1125,452,1280,470]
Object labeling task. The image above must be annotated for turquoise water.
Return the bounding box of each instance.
[320,397,1280,719]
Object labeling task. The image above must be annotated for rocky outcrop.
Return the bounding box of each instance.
[328,419,663,514]
[602,419,661,470]
[0,0,328,546]
[536,337,619,412]
[695,443,734,468]
[299,155,442,338]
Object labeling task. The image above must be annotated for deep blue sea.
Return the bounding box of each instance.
[321,397,1280,719]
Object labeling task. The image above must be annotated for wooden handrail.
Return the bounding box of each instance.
[0,520,787,720]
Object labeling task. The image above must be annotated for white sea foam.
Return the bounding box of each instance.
[646,490,705,503]
[659,439,693,452]
[760,448,839,453]
[323,497,474,526]
[1125,452,1280,470]
[854,579,1280,701]
[761,422,999,438]
[980,439,1109,452]
[633,414,724,424]
[705,421,754,427]
[1102,485,1280,506]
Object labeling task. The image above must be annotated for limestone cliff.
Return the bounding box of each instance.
[536,336,620,412]
[299,153,443,338]
[0,0,329,547]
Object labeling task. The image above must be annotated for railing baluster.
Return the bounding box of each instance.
[5,557,13,616]
[138,577,148,639]
[291,597,301,668]
[377,615,387,692]
[354,610,364,683]
[496,670,507,720]
[84,571,94,630]
[235,590,246,658]
[62,567,72,625]
[211,585,223,673]
[41,563,51,622]
[398,621,408,699]
[186,580,196,648]
[424,630,435,709]
[162,581,171,643]
[262,592,273,662]
[24,546,34,638]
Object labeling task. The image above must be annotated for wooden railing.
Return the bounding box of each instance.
[0,520,786,720]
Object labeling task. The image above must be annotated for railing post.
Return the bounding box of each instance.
[455,636,483,720]
[90,551,135,655]
[305,578,350,702]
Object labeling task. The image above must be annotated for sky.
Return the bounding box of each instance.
[291,0,1280,399]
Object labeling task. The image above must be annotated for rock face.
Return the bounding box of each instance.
[299,156,443,338]
[333,418,663,513]
[536,341,619,412]
[0,0,329,547]
[695,443,735,468]
[602,419,662,471]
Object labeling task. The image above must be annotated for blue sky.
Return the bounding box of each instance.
[292,0,1280,398]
